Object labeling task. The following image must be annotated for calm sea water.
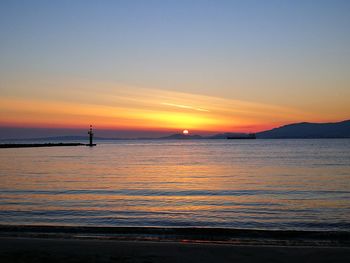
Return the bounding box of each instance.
[0,139,349,231]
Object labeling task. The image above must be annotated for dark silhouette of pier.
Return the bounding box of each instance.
[0,126,97,148]
[0,143,85,148]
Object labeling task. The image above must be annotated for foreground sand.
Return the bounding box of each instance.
[1,237,350,263]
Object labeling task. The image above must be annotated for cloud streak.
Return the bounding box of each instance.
[161,102,210,112]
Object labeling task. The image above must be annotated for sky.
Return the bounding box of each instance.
[0,0,349,138]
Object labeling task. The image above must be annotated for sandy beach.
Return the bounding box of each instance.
[1,226,349,262]
[1,236,350,263]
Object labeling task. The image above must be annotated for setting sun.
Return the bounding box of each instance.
[183,130,189,135]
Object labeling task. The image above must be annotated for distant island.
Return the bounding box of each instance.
[1,120,349,141]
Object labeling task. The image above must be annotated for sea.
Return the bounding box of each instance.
[0,139,349,231]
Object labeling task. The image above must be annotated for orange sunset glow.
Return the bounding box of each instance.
[1,78,345,137]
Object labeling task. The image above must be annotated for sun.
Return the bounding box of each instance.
[183,129,189,135]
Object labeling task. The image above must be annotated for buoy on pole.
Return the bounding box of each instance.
[88,125,95,146]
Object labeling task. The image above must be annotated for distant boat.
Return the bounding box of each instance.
[227,133,256,139]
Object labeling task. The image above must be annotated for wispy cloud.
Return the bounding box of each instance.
[161,102,210,112]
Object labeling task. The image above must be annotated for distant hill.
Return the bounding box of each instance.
[158,133,204,139]
[158,132,255,140]
[256,120,350,139]
[207,133,252,139]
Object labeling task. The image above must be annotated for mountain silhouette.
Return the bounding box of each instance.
[256,120,350,138]
[159,133,203,139]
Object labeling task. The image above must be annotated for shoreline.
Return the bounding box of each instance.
[1,236,350,263]
[1,225,349,247]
